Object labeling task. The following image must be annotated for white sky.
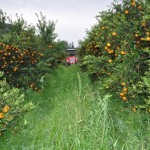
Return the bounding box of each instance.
[0,0,114,46]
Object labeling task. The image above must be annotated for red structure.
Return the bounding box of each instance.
[66,54,78,65]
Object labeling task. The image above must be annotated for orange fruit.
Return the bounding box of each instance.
[132,107,136,112]
[120,92,124,97]
[2,105,10,113]
[0,113,4,119]
[121,82,126,86]
[108,59,112,63]
[124,10,129,14]
[105,46,108,50]
[122,96,127,102]
[121,51,126,55]
[107,43,111,47]
[123,88,128,92]
[146,37,150,41]
[138,5,142,10]
[131,2,135,6]
[112,32,117,36]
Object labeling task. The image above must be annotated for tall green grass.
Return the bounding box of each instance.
[0,65,149,150]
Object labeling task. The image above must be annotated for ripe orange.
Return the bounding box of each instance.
[105,46,108,50]
[146,37,150,41]
[123,88,128,92]
[101,26,105,30]
[107,43,111,47]
[121,82,126,86]
[0,112,4,119]
[124,10,129,14]
[108,59,112,63]
[120,92,124,97]
[138,5,142,10]
[131,2,135,6]
[122,96,127,102]
[132,107,136,112]
[112,32,117,36]
[2,105,10,113]
[121,51,126,55]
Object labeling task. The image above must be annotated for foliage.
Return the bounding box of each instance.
[0,72,34,136]
[132,57,150,111]
[78,0,150,111]
[0,42,45,90]
[0,66,149,149]
[36,12,57,48]
[0,10,68,136]
[0,10,68,90]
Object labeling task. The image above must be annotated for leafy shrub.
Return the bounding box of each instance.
[0,72,34,136]
[78,0,150,111]
[0,42,47,90]
[132,57,150,112]
[0,10,68,90]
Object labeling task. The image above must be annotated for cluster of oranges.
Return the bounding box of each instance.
[124,0,142,15]
[0,105,10,119]
[0,42,43,70]
[120,82,128,102]
[0,42,43,88]
[105,43,113,54]
[140,32,150,41]
[78,0,149,112]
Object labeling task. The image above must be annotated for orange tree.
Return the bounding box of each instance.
[0,11,68,135]
[36,13,68,68]
[78,0,150,111]
[0,42,44,90]
[0,13,46,90]
[0,10,67,91]
[0,72,34,136]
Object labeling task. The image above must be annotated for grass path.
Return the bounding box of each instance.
[0,65,150,150]
[0,65,96,149]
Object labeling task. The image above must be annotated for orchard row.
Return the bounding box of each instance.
[78,0,150,111]
[0,11,68,134]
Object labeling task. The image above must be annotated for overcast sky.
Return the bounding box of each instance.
[1,0,114,46]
